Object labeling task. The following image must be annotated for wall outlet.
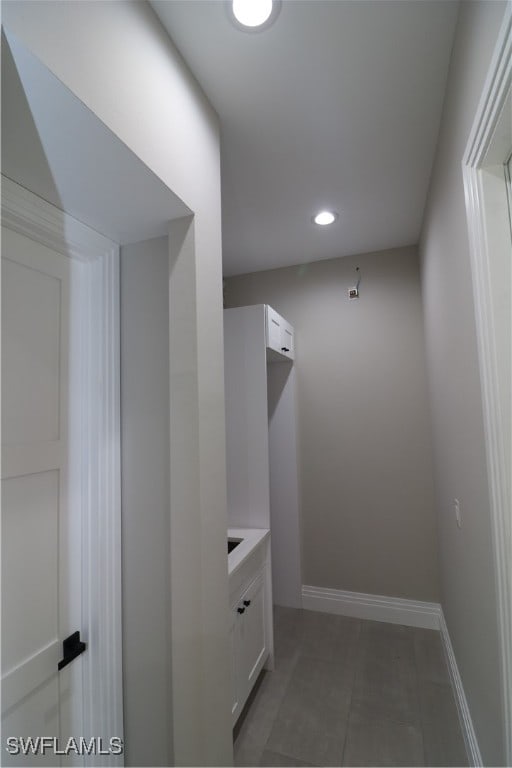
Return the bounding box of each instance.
[348,287,359,299]
[454,498,462,528]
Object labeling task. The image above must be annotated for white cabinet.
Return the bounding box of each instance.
[229,610,240,721]
[228,531,271,725]
[266,305,294,361]
[231,574,266,724]
[224,305,302,609]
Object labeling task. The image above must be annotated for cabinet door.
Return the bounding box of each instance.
[238,574,267,694]
[266,306,283,354]
[230,607,241,724]
[280,320,294,360]
[266,306,295,361]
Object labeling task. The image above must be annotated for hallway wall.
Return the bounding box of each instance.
[225,246,439,602]
[121,238,171,766]
[1,2,232,765]
[419,1,508,763]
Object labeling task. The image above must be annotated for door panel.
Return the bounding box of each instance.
[2,254,61,445]
[1,226,82,765]
[2,471,59,668]
[2,676,61,767]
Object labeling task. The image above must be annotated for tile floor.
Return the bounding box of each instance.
[233,606,468,767]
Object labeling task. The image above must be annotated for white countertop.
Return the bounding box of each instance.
[228,527,270,576]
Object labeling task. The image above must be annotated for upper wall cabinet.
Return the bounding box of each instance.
[266,305,294,361]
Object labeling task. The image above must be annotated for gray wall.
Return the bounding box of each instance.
[120,237,172,766]
[225,246,439,602]
[419,2,508,763]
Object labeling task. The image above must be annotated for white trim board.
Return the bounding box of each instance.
[439,611,483,767]
[462,6,512,764]
[1,175,117,262]
[302,585,441,629]
[302,585,481,765]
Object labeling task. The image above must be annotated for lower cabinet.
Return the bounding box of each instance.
[230,571,268,724]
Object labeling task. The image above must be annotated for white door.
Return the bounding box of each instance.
[2,226,84,765]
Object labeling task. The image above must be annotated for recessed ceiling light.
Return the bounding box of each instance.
[230,0,280,31]
[313,210,338,226]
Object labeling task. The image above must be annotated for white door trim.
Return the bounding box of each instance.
[462,7,512,764]
[2,176,124,765]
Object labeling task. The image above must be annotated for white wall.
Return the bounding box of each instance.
[1,3,232,765]
[419,2,508,763]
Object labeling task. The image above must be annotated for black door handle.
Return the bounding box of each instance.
[281,347,289,352]
[58,631,86,670]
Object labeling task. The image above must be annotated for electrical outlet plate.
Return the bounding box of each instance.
[348,287,359,299]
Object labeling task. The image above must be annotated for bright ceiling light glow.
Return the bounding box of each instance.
[232,0,273,28]
[314,210,337,226]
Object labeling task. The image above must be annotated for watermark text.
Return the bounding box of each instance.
[5,736,123,757]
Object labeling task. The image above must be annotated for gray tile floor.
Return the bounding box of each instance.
[233,607,468,767]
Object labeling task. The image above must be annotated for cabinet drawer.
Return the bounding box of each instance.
[229,544,266,605]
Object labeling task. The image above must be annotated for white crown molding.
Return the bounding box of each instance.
[439,611,482,767]
[462,6,512,764]
[462,8,511,168]
[1,175,117,262]
[301,585,441,630]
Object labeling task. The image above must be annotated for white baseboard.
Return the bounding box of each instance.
[301,584,481,766]
[302,585,441,629]
[439,611,482,767]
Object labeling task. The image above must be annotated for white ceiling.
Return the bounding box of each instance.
[2,30,189,245]
[151,0,459,277]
